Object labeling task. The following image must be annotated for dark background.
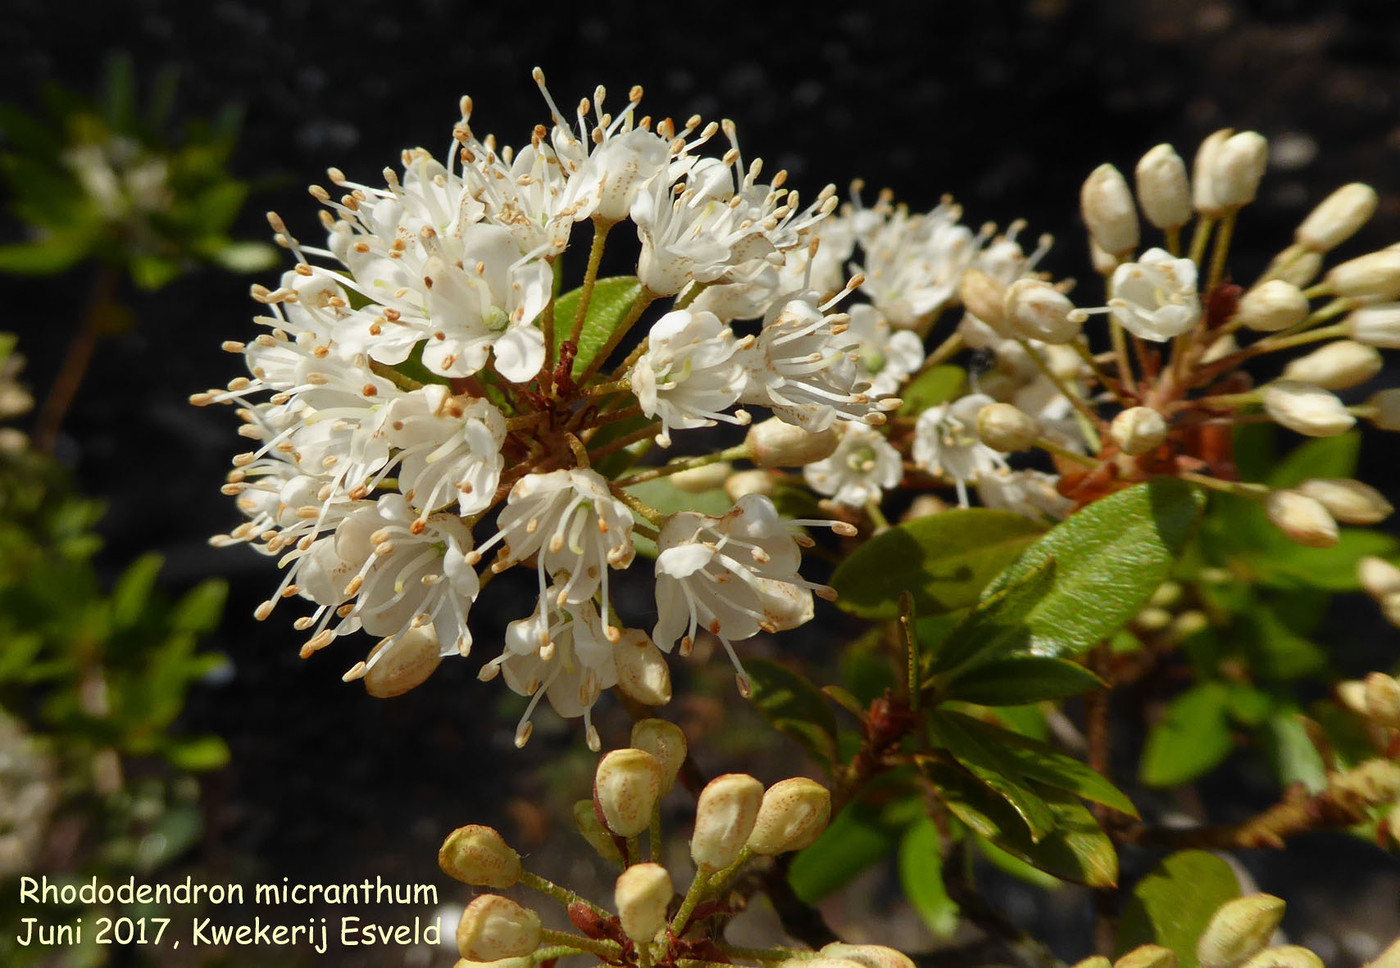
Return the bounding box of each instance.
[3,0,1400,964]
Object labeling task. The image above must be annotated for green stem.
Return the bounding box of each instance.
[648,803,662,863]
[613,445,749,488]
[1034,436,1099,469]
[1109,318,1136,397]
[1188,215,1216,267]
[540,929,622,960]
[569,218,614,349]
[1016,338,1102,451]
[671,867,713,936]
[1165,225,1182,258]
[520,871,611,917]
[587,421,664,462]
[714,945,814,963]
[1206,209,1237,295]
[580,377,633,398]
[1178,471,1269,500]
[611,485,669,526]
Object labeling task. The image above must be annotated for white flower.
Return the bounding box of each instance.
[653,494,832,694]
[381,386,507,521]
[774,210,858,298]
[630,309,752,446]
[975,468,1074,520]
[912,393,1008,506]
[802,424,903,508]
[1105,247,1201,341]
[845,305,925,397]
[474,469,635,627]
[856,198,979,328]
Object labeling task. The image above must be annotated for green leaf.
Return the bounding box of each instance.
[1140,682,1234,787]
[164,734,231,771]
[927,559,1056,675]
[111,553,164,629]
[745,658,839,768]
[130,254,184,290]
[929,710,1056,841]
[978,479,1205,659]
[897,365,966,415]
[943,655,1104,706]
[931,711,1137,817]
[924,758,1117,888]
[1115,850,1242,967]
[170,579,227,635]
[622,477,730,558]
[1260,711,1328,794]
[831,509,1045,619]
[789,800,903,903]
[552,276,644,376]
[0,236,93,274]
[899,817,960,937]
[973,834,1063,890]
[1267,432,1360,488]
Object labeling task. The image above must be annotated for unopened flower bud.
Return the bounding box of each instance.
[1280,340,1382,390]
[1236,280,1310,333]
[614,629,672,706]
[1358,556,1400,599]
[1081,164,1140,257]
[1110,406,1168,456]
[1270,248,1324,288]
[1324,250,1400,301]
[631,718,687,793]
[1337,680,1370,718]
[453,958,532,968]
[820,943,917,968]
[1265,490,1339,548]
[960,268,1008,332]
[1345,304,1400,348]
[1004,278,1080,344]
[904,494,950,520]
[1366,935,1400,968]
[1263,381,1356,437]
[1193,128,1235,217]
[1296,183,1378,253]
[615,863,673,944]
[1364,671,1400,728]
[1197,894,1286,968]
[1296,478,1393,524]
[1136,144,1192,230]
[746,417,840,468]
[691,772,763,870]
[1381,593,1400,628]
[1238,946,1323,968]
[439,825,522,889]
[976,402,1040,452]
[724,469,775,501]
[1368,388,1400,430]
[1203,333,1239,365]
[747,777,832,855]
[363,625,443,698]
[1115,944,1178,968]
[574,799,624,863]
[595,748,663,837]
[456,895,542,961]
[670,462,733,493]
[1212,131,1268,208]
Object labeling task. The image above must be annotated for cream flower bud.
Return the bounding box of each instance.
[614,629,673,706]
[1135,144,1192,230]
[976,402,1040,453]
[1358,556,1400,599]
[1212,131,1268,208]
[1263,381,1356,437]
[1193,128,1234,217]
[819,943,917,968]
[1090,237,1121,276]
[631,718,688,794]
[1197,894,1286,968]
[1110,406,1169,456]
[1236,280,1310,333]
[615,863,674,944]
[1081,164,1140,257]
[453,957,532,968]
[594,748,664,837]
[1004,278,1080,344]
[1265,490,1339,549]
[1324,251,1400,301]
[724,469,776,501]
[1337,680,1370,718]
[457,896,542,961]
[1280,340,1382,390]
[1115,946,1178,968]
[1296,478,1393,524]
[746,417,840,468]
[1296,183,1378,253]
[1364,671,1400,728]
[747,777,832,855]
[1381,593,1400,629]
[1072,959,1112,968]
[960,268,1008,333]
[691,772,764,870]
[1269,248,1324,288]
[363,625,443,698]
[1368,929,1400,968]
[439,826,522,889]
[1345,304,1400,348]
[574,799,625,863]
[1238,947,1323,968]
[670,462,734,493]
[1367,388,1400,430]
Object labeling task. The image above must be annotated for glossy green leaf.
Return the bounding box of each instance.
[831,509,1044,619]
[973,833,1063,889]
[928,710,1056,841]
[552,275,644,376]
[899,817,960,937]
[924,758,1117,887]
[1140,682,1234,787]
[927,560,1056,675]
[1115,850,1241,967]
[979,479,1205,659]
[745,658,839,768]
[943,655,1103,706]
[1260,711,1328,794]
[898,365,966,415]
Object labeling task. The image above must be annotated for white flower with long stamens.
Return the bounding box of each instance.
[381,386,507,521]
[856,197,982,329]
[739,290,897,432]
[473,469,635,633]
[912,393,1008,506]
[802,424,903,508]
[1093,247,1201,342]
[630,309,752,446]
[845,304,925,398]
[653,495,841,695]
